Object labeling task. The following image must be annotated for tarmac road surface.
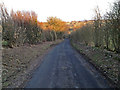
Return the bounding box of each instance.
[25,39,110,88]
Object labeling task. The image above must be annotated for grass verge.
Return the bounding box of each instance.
[70,40,120,88]
[2,40,63,88]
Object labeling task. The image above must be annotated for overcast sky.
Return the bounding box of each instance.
[1,0,115,22]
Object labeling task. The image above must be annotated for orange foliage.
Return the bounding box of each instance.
[37,17,69,33]
[11,10,38,27]
[46,17,69,32]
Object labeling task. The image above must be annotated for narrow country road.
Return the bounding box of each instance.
[25,39,110,88]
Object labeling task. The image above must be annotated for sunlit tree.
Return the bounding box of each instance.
[46,17,68,40]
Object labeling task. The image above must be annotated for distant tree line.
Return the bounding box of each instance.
[71,1,120,53]
[0,4,68,48]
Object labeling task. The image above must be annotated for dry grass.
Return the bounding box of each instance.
[71,41,120,88]
[2,40,62,88]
